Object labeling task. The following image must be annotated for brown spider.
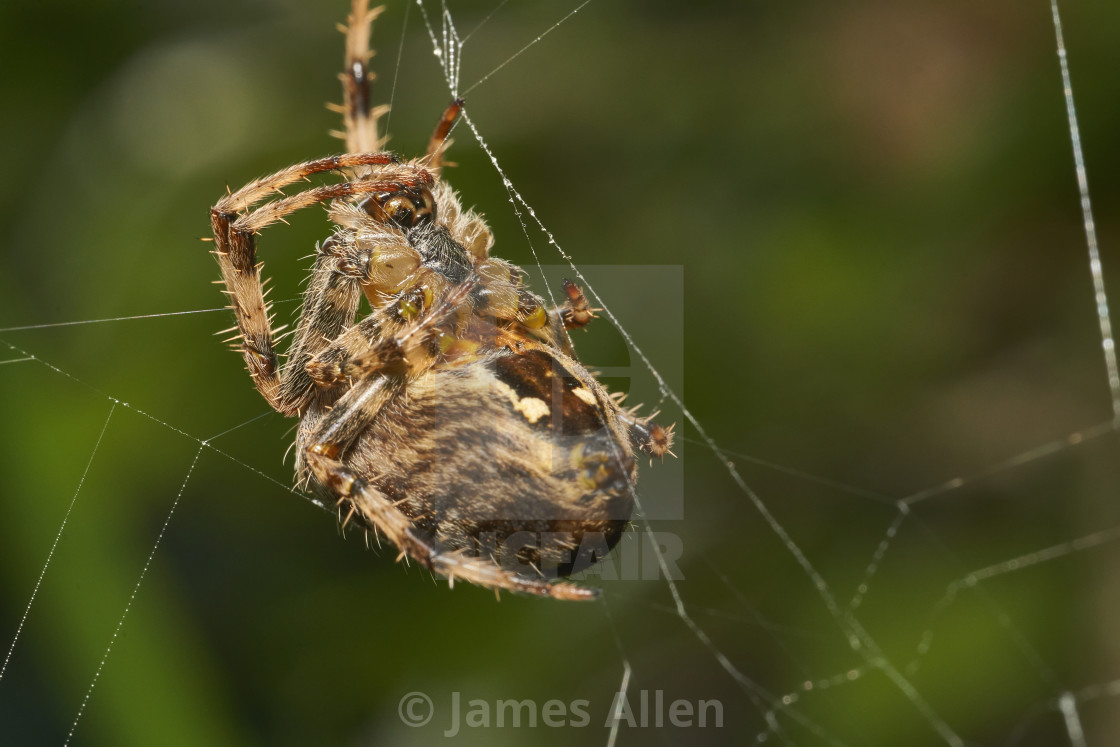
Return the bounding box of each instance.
[209,0,673,600]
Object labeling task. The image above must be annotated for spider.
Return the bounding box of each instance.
[209,0,673,600]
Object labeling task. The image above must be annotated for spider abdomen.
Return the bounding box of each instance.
[307,348,637,579]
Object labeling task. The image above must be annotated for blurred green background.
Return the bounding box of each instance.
[2,1,1120,745]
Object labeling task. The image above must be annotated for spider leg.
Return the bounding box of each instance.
[304,278,474,450]
[618,410,676,462]
[221,161,431,232]
[425,99,464,170]
[303,314,386,389]
[210,163,432,413]
[528,279,600,356]
[305,276,477,387]
[556,279,599,331]
[335,0,460,171]
[337,0,388,158]
[271,239,368,412]
[216,152,403,214]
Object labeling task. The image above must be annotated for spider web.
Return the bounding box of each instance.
[1,1,1119,745]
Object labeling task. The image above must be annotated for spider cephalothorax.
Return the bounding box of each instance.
[209,0,673,600]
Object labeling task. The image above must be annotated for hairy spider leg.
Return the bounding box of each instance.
[336,0,463,172]
[425,99,464,170]
[303,277,477,388]
[335,0,390,172]
[217,152,402,214]
[210,161,432,413]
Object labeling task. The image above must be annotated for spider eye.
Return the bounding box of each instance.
[383,195,417,225]
[362,188,437,229]
[417,188,436,222]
